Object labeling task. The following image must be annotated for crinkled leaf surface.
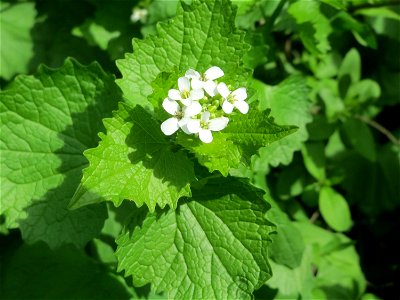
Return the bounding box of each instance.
[0,242,132,299]
[117,0,251,109]
[251,76,311,175]
[177,108,297,176]
[0,2,36,79]
[0,59,119,248]
[70,104,195,211]
[116,178,274,299]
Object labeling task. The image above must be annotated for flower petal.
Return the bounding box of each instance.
[217,82,231,99]
[209,116,229,131]
[161,118,179,135]
[184,101,202,117]
[222,100,234,114]
[191,78,203,90]
[190,89,204,101]
[178,118,192,135]
[185,69,200,79]
[201,111,210,122]
[205,66,224,81]
[181,98,192,106]
[178,77,190,92]
[187,119,201,134]
[203,80,217,96]
[168,89,182,101]
[235,100,249,114]
[232,87,247,101]
[199,129,213,143]
[162,98,179,115]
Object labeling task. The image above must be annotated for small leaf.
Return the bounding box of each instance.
[0,2,36,79]
[319,186,353,232]
[116,178,274,299]
[301,142,326,181]
[70,104,195,212]
[341,118,376,162]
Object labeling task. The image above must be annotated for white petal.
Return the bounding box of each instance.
[178,77,190,92]
[168,89,182,101]
[184,101,202,117]
[199,129,213,143]
[162,98,179,115]
[232,87,247,101]
[201,111,210,122]
[185,69,200,79]
[181,98,192,106]
[161,118,179,135]
[187,119,201,134]
[190,89,204,101]
[178,118,192,135]
[204,66,224,81]
[235,100,249,114]
[209,117,229,131]
[217,82,231,99]
[222,100,234,114]
[203,80,217,96]
[191,78,203,90]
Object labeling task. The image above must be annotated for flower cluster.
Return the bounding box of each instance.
[160,66,249,143]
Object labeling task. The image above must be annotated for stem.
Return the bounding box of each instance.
[349,0,400,13]
[355,115,400,145]
[310,211,320,223]
[266,0,288,29]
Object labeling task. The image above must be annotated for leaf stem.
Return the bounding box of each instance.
[355,115,400,145]
[310,211,320,223]
[349,0,400,13]
[266,0,288,29]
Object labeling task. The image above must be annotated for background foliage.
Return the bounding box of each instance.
[1,0,399,299]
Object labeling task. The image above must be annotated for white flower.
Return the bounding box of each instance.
[217,83,249,114]
[160,98,202,135]
[168,77,204,106]
[187,111,229,143]
[130,8,148,23]
[185,66,224,96]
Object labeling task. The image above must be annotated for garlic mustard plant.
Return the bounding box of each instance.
[160,66,249,143]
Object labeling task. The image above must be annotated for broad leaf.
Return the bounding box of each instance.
[70,104,195,211]
[0,2,36,79]
[116,0,251,110]
[1,242,133,299]
[116,178,274,299]
[0,59,119,248]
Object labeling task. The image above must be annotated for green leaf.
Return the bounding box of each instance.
[116,178,274,299]
[0,59,118,249]
[266,201,305,269]
[301,142,326,181]
[341,118,376,162]
[251,76,311,170]
[177,108,297,176]
[294,222,366,299]
[117,0,251,109]
[319,186,353,232]
[0,2,36,79]
[338,48,361,98]
[1,242,133,299]
[70,104,195,212]
[266,247,315,299]
[288,0,333,55]
[332,12,377,49]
